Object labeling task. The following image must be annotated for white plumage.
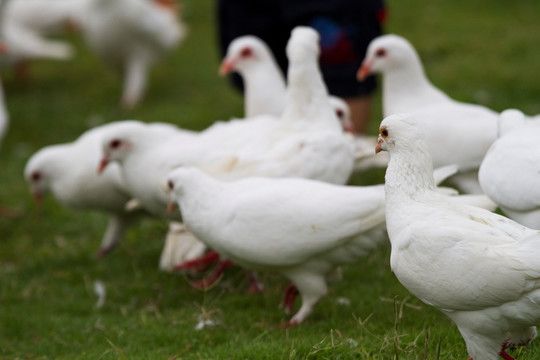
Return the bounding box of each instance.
[359,34,500,193]
[479,109,540,229]
[79,0,187,108]
[377,113,540,360]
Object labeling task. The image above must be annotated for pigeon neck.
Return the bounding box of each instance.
[177,171,224,224]
[282,58,336,124]
[242,60,286,118]
[384,144,437,200]
[382,58,448,116]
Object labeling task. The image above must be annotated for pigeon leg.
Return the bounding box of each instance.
[279,283,299,314]
[499,342,515,360]
[190,259,234,290]
[247,271,264,293]
[175,250,220,272]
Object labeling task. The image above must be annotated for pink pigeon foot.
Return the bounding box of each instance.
[189,259,234,290]
[499,342,515,360]
[279,283,299,314]
[174,250,220,272]
[247,271,264,293]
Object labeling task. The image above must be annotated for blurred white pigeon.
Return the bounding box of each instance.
[219,34,387,172]
[24,120,182,256]
[358,34,500,193]
[79,0,187,108]
[0,0,76,73]
[377,113,540,360]
[6,0,84,35]
[479,109,540,229]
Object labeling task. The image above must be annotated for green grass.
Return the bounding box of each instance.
[1,0,540,358]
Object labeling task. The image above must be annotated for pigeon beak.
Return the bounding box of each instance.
[97,156,110,174]
[357,61,372,81]
[375,135,384,153]
[219,59,235,76]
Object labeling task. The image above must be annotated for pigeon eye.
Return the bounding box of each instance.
[240,47,253,58]
[167,180,174,190]
[381,129,388,137]
[335,109,344,119]
[375,48,386,58]
[110,139,122,149]
[31,172,41,181]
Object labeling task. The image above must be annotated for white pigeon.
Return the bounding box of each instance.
[0,0,75,69]
[358,34,500,194]
[78,0,187,108]
[377,113,540,360]
[23,120,183,256]
[479,109,540,229]
[166,166,388,325]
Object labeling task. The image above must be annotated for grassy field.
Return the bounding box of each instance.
[1,0,540,359]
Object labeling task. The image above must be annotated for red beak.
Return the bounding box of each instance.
[357,61,372,81]
[375,135,384,153]
[219,59,235,76]
[97,156,109,174]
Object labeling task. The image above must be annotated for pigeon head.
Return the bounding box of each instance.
[376,113,425,154]
[219,35,272,75]
[97,121,152,173]
[166,166,199,197]
[286,26,320,65]
[497,108,527,137]
[24,146,64,203]
[328,96,353,133]
[98,137,131,173]
[357,34,418,80]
